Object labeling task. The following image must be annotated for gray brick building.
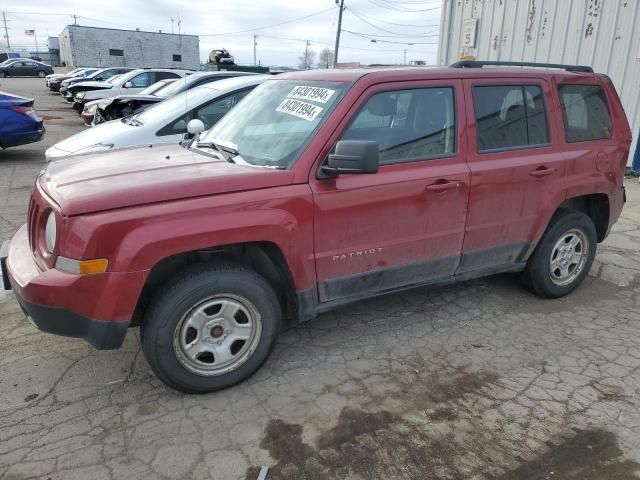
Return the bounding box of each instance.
[58,25,200,70]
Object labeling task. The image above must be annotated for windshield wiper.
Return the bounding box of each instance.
[196,138,238,163]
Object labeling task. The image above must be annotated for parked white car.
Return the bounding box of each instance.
[69,68,194,112]
[46,75,267,161]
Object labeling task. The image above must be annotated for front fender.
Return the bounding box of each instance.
[63,185,316,291]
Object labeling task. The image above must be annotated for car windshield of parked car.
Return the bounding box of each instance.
[127,86,214,126]
[199,80,347,168]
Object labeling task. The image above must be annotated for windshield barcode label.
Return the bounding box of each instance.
[286,86,335,104]
[276,98,323,121]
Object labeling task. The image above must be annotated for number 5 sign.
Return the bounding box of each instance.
[462,18,478,48]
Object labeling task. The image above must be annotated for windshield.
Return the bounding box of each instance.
[106,74,122,84]
[128,85,215,126]
[199,80,347,168]
[155,76,191,98]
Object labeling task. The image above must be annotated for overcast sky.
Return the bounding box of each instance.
[2,0,442,67]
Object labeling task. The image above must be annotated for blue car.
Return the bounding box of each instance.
[0,91,44,149]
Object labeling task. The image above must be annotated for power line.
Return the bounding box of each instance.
[366,0,442,13]
[343,29,438,45]
[197,7,336,37]
[346,8,438,37]
[346,6,440,28]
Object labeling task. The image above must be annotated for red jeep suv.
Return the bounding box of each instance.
[1,61,632,393]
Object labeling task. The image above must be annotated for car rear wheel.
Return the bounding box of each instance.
[140,262,282,393]
[522,210,597,298]
[0,72,6,78]
[37,70,47,78]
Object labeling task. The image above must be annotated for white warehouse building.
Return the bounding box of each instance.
[438,0,640,164]
[58,25,200,71]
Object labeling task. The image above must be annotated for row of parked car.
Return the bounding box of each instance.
[45,66,271,160]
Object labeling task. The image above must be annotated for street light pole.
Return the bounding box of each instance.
[333,0,344,68]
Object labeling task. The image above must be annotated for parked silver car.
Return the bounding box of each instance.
[46,75,267,160]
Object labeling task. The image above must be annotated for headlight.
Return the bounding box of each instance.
[45,211,57,253]
[85,104,97,114]
[76,92,86,99]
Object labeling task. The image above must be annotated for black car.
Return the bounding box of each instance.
[0,60,54,78]
[48,68,98,92]
[94,71,256,123]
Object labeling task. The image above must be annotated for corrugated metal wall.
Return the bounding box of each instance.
[438,0,640,163]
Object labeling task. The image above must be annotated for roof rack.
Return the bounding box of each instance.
[449,60,594,73]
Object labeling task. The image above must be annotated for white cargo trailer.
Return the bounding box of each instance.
[438,0,640,164]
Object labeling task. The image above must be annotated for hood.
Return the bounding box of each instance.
[40,143,295,216]
[47,119,136,156]
[70,81,113,90]
[114,94,160,103]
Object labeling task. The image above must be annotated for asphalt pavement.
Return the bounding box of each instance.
[2,77,640,480]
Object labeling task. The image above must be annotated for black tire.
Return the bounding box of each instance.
[140,262,282,393]
[522,210,597,298]
[0,72,6,78]
[37,70,47,78]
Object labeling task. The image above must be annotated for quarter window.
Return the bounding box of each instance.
[341,87,456,164]
[558,84,612,142]
[473,85,549,152]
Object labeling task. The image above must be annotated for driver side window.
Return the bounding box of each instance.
[128,72,153,88]
[340,87,456,165]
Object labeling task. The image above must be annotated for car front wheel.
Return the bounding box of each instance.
[522,210,597,298]
[0,72,6,78]
[140,262,282,393]
[37,70,47,78]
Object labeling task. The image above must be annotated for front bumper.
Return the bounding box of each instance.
[2,224,145,349]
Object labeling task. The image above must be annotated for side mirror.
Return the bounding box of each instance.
[124,81,133,88]
[186,118,206,142]
[320,140,379,178]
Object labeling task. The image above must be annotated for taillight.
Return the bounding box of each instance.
[9,105,34,116]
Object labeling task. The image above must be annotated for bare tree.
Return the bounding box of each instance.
[298,48,316,70]
[317,48,335,69]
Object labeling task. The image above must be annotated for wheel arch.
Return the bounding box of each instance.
[555,193,610,242]
[131,241,300,328]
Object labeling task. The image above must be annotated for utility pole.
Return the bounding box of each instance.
[304,40,310,70]
[2,12,10,49]
[73,14,78,25]
[170,19,174,34]
[403,49,407,65]
[333,0,344,68]
[253,35,257,65]
[177,15,182,47]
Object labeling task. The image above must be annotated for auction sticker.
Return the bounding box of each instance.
[287,85,335,104]
[276,98,323,121]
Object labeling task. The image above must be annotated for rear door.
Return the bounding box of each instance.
[310,80,470,303]
[459,78,564,274]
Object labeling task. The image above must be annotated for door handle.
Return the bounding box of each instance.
[426,180,460,192]
[530,167,557,178]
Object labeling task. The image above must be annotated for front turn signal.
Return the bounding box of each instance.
[55,257,109,275]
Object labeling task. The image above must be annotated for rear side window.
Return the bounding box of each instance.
[558,84,612,142]
[341,87,456,164]
[156,71,181,81]
[473,85,549,152]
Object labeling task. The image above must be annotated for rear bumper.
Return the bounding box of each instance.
[2,224,146,349]
[1,122,44,148]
